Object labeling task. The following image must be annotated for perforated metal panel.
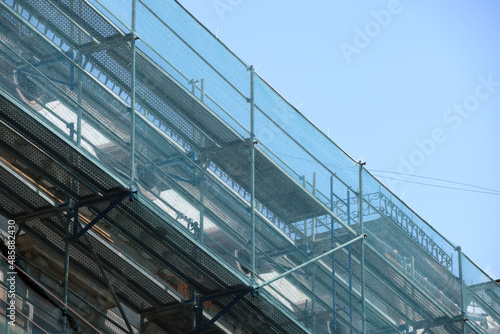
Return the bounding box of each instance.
[0,166,50,212]
[0,98,123,196]
[0,0,497,333]
[22,217,177,312]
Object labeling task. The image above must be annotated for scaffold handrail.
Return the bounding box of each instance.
[1,1,499,333]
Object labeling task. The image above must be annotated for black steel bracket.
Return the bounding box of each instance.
[195,286,255,333]
[66,188,136,242]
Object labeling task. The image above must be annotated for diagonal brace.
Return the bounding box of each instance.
[256,234,367,291]
[196,287,253,333]
[68,189,136,241]
[81,227,135,334]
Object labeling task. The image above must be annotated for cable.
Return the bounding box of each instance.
[371,169,500,194]
[373,175,500,195]
[266,151,500,195]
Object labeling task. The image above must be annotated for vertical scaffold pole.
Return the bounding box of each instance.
[302,175,307,235]
[457,246,466,334]
[249,65,256,285]
[200,78,205,103]
[140,315,145,334]
[359,163,366,334]
[411,256,415,280]
[75,0,82,148]
[330,175,337,332]
[199,172,205,244]
[312,172,317,333]
[62,201,72,334]
[312,172,317,241]
[76,74,82,147]
[130,0,137,185]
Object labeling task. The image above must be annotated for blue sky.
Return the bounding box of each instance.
[92,0,500,279]
[174,0,500,279]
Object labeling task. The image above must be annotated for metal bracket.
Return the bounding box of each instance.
[195,286,254,333]
[189,78,199,95]
[67,188,136,242]
[15,50,78,90]
[137,154,200,189]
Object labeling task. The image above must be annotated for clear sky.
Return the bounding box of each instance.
[92,0,500,279]
[174,0,500,279]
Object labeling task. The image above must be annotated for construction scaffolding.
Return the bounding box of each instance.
[0,0,498,333]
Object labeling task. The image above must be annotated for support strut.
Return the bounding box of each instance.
[67,188,136,242]
[195,287,254,333]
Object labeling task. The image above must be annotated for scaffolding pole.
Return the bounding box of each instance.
[249,65,256,285]
[61,204,71,334]
[130,0,137,186]
[312,172,317,241]
[76,71,82,147]
[359,163,367,334]
[199,173,205,244]
[257,234,367,290]
[457,246,466,334]
[330,175,337,333]
[312,172,317,333]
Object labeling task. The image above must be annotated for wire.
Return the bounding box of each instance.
[373,175,500,195]
[371,169,500,194]
[268,151,500,195]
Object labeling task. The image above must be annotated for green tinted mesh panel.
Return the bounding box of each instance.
[0,0,496,333]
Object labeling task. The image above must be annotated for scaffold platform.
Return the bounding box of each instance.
[0,0,498,333]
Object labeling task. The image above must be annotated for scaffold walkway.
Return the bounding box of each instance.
[0,0,498,333]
